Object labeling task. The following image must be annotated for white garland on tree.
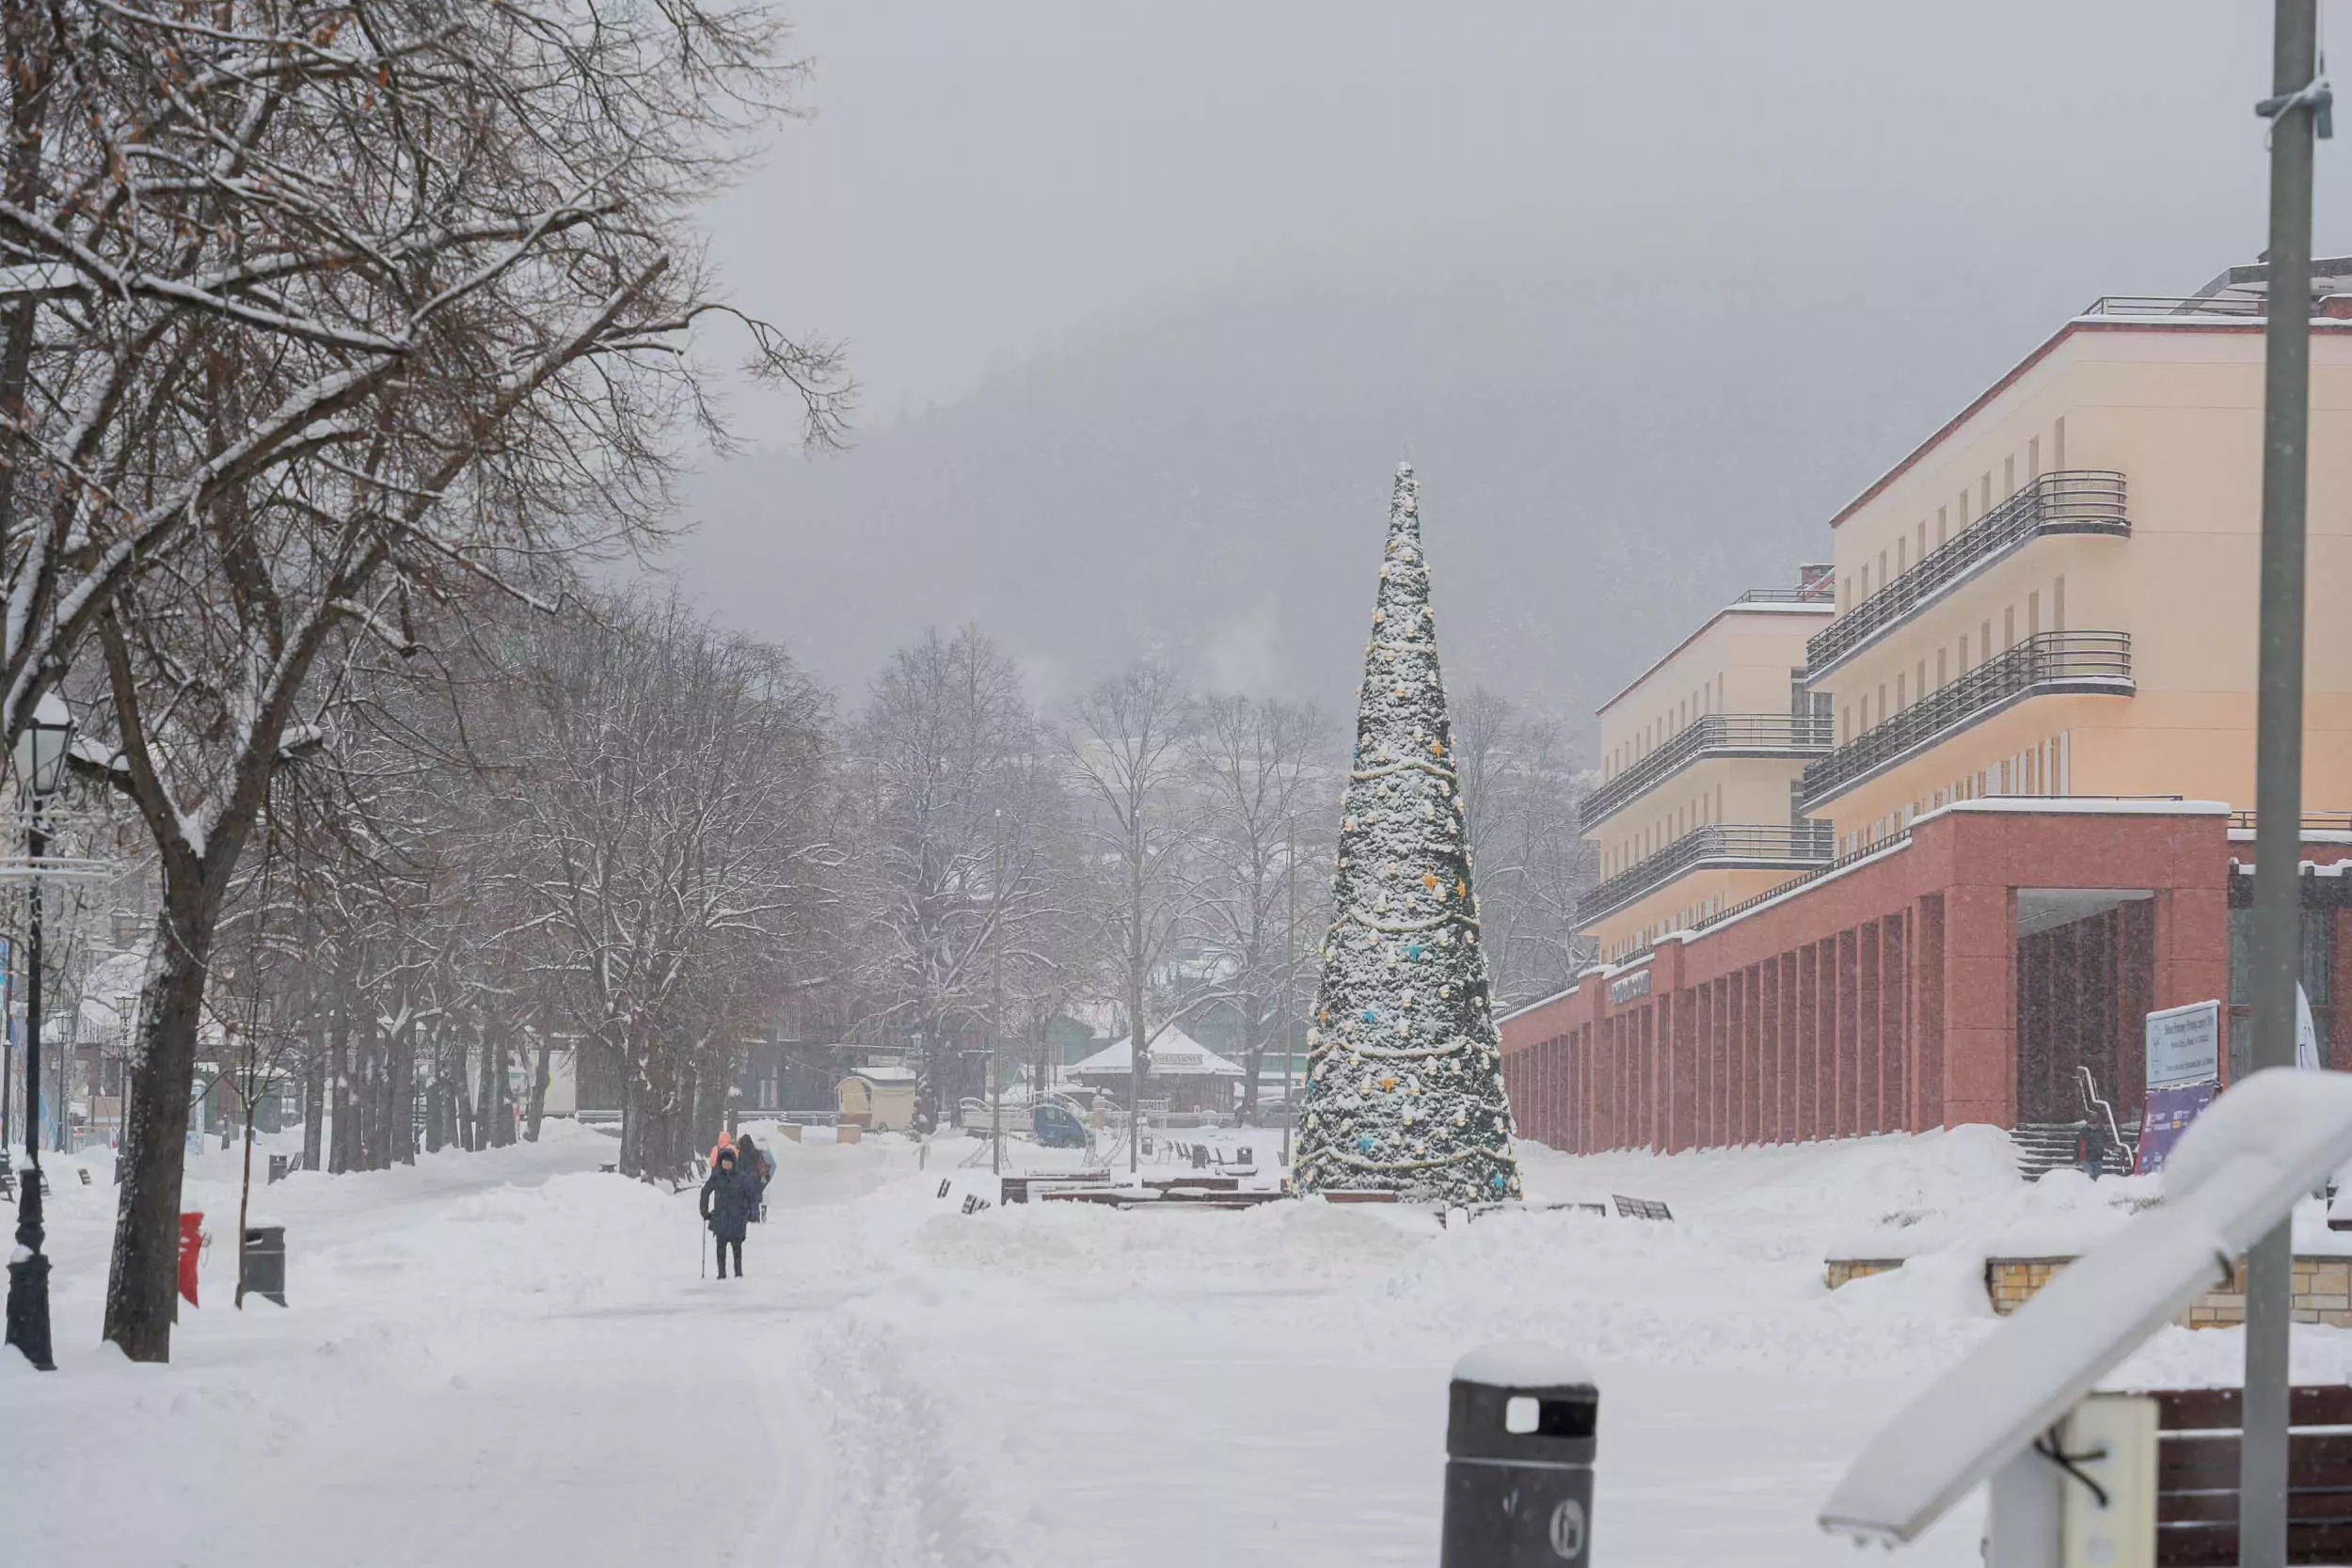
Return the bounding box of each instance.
[1292,464,1521,1204]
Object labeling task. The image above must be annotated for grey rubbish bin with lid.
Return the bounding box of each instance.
[241,1226,287,1307]
[1441,1343,1598,1567]
[267,1153,289,1185]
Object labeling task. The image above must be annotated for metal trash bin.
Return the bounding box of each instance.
[1441,1343,1598,1566]
[241,1226,287,1307]
[267,1153,289,1185]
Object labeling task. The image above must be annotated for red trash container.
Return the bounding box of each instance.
[178,1212,204,1307]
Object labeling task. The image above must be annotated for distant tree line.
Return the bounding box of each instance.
[0,0,1593,1369]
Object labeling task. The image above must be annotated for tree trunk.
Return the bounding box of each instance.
[525,1026,553,1143]
[452,1036,478,1153]
[619,1055,646,1179]
[1239,990,1265,1122]
[472,1032,495,1149]
[423,1035,447,1155]
[101,900,215,1362]
[389,1023,415,1164]
[327,999,355,1174]
[488,1034,515,1148]
[301,1024,326,1171]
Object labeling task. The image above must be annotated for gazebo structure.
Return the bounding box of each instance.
[1067,1026,1245,1116]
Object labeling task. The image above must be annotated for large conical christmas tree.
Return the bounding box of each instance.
[1295,465,1520,1205]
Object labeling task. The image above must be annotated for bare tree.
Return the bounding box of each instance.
[1186,693,1331,1120]
[1450,689,1597,1007]
[55,0,846,1362]
[491,596,831,1180]
[1066,661,1200,1171]
[840,626,1073,1117]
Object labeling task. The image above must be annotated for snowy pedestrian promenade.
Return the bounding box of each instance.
[12,1122,2352,1565]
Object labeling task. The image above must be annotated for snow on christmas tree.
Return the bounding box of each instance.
[1293,464,1521,1205]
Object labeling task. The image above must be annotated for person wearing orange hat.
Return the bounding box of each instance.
[699,1146,756,1279]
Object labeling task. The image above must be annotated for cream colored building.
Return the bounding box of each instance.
[1580,571,1835,962]
[1802,269,2352,846]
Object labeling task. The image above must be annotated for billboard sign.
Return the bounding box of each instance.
[2145,1000,2221,1090]
[2137,1082,2218,1176]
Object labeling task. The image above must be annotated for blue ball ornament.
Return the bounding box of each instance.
[1360,1006,1379,1023]
[1490,1173,1506,1190]
[1357,1135,1376,1153]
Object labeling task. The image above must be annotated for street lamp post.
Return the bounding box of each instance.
[6,691,74,1371]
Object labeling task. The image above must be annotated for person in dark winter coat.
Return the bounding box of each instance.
[734,1133,772,1218]
[699,1148,757,1278]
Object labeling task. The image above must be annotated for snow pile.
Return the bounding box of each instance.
[7,1120,2348,1566]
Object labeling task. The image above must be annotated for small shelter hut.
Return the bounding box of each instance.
[836,1066,918,1132]
[1067,1026,1245,1116]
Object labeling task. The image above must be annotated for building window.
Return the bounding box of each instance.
[2004,607,2015,648]
[2029,436,2042,478]
[1916,659,1927,702]
[2053,574,2066,632]
[1897,537,1907,574]
[1917,521,1927,562]
[2005,455,2015,496]
[2228,908,2334,1009]
[1897,673,1907,709]
[1981,473,1992,511]
[2028,591,2041,638]
[2054,416,2066,469]
[1936,506,1948,546]
[1936,648,1947,687]
[1981,618,1993,661]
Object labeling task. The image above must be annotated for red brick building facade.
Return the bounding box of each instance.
[1499,801,2350,1152]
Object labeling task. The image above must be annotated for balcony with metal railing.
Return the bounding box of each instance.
[1578,821,1836,927]
[1581,713,1833,831]
[1804,470,2128,681]
[1799,630,2134,811]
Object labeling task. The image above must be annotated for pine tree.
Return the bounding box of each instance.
[1294,465,1521,1205]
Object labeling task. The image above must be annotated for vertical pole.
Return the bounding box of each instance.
[2244,5,2319,1562]
[2,935,11,1151]
[992,807,1004,1176]
[1282,816,1296,1169]
[24,815,40,1165]
[4,807,53,1368]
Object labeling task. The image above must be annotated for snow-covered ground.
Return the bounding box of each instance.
[9,1121,2352,1565]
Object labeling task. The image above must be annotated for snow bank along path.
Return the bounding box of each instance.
[13,1120,2352,1565]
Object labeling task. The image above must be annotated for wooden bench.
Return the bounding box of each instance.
[2145,1385,2352,1564]
[1039,1185,1286,1211]
[1145,1175,1238,1192]
[1437,1200,1613,1227]
[1000,1173,1112,1205]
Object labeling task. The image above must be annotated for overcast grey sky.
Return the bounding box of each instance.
[668,2,2352,733]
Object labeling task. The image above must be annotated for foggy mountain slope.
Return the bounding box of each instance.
[671,248,2136,739]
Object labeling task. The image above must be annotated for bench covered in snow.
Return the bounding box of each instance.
[2142,1385,2352,1565]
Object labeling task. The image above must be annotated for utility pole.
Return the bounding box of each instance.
[991,808,1005,1178]
[2244,7,2327,1563]
[1282,816,1297,1169]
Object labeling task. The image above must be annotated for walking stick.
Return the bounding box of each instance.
[700,1218,707,1279]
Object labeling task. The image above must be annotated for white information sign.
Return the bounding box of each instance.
[2145,999,2221,1089]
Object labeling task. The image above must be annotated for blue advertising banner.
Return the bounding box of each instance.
[2137,1082,2218,1176]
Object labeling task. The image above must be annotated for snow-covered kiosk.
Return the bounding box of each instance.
[836,1067,917,1132]
[1067,1026,1245,1116]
